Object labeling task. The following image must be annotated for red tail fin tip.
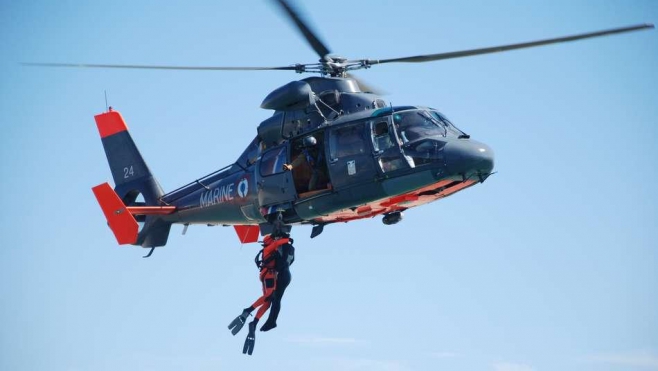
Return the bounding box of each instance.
[95,110,128,138]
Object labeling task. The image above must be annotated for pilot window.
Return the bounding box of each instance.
[260,146,287,176]
[370,120,408,172]
[329,123,367,160]
[371,121,395,152]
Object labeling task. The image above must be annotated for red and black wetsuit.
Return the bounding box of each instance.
[228,235,294,355]
[262,239,295,329]
[249,236,290,320]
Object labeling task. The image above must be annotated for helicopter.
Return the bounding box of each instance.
[29,0,653,256]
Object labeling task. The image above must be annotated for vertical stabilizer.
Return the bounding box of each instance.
[94,109,171,247]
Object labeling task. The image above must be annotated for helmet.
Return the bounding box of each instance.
[263,235,274,245]
[303,136,317,147]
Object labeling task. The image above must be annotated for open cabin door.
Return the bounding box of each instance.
[288,131,332,198]
[255,144,297,207]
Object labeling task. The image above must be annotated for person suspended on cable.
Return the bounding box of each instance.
[227,233,290,355]
[260,234,295,332]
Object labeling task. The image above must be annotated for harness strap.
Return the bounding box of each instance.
[254,249,262,268]
[254,248,278,270]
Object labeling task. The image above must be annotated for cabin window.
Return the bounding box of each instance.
[260,146,287,176]
[329,123,367,160]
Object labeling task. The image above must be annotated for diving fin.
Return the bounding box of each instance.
[242,320,257,355]
[228,308,251,336]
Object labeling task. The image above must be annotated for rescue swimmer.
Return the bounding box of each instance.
[228,233,296,355]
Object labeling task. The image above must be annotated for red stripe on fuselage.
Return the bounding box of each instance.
[95,110,129,138]
[314,179,477,223]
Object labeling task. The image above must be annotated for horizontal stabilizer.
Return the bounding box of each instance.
[92,182,139,245]
[234,225,260,244]
[126,206,176,215]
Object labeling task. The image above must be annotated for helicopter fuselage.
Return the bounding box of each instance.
[151,77,494,237]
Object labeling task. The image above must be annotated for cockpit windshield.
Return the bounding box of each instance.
[386,109,467,167]
[390,109,468,143]
[429,110,467,137]
[393,110,446,144]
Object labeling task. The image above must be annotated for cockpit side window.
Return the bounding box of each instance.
[369,118,412,172]
[371,120,396,152]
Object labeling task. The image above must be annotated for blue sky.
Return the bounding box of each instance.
[1,1,657,370]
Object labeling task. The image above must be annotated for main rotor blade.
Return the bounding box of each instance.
[370,23,654,65]
[273,0,331,59]
[21,62,302,71]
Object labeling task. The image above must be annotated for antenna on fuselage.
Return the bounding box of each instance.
[104,90,109,112]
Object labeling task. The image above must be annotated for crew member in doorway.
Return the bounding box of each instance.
[283,136,323,192]
[228,234,290,355]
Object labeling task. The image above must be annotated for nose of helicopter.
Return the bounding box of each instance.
[443,139,495,176]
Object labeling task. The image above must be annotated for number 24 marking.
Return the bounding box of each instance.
[123,165,134,179]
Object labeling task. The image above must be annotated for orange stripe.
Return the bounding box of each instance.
[314,178,478,223]
[356,205,372,214]
[441,179,476,196]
